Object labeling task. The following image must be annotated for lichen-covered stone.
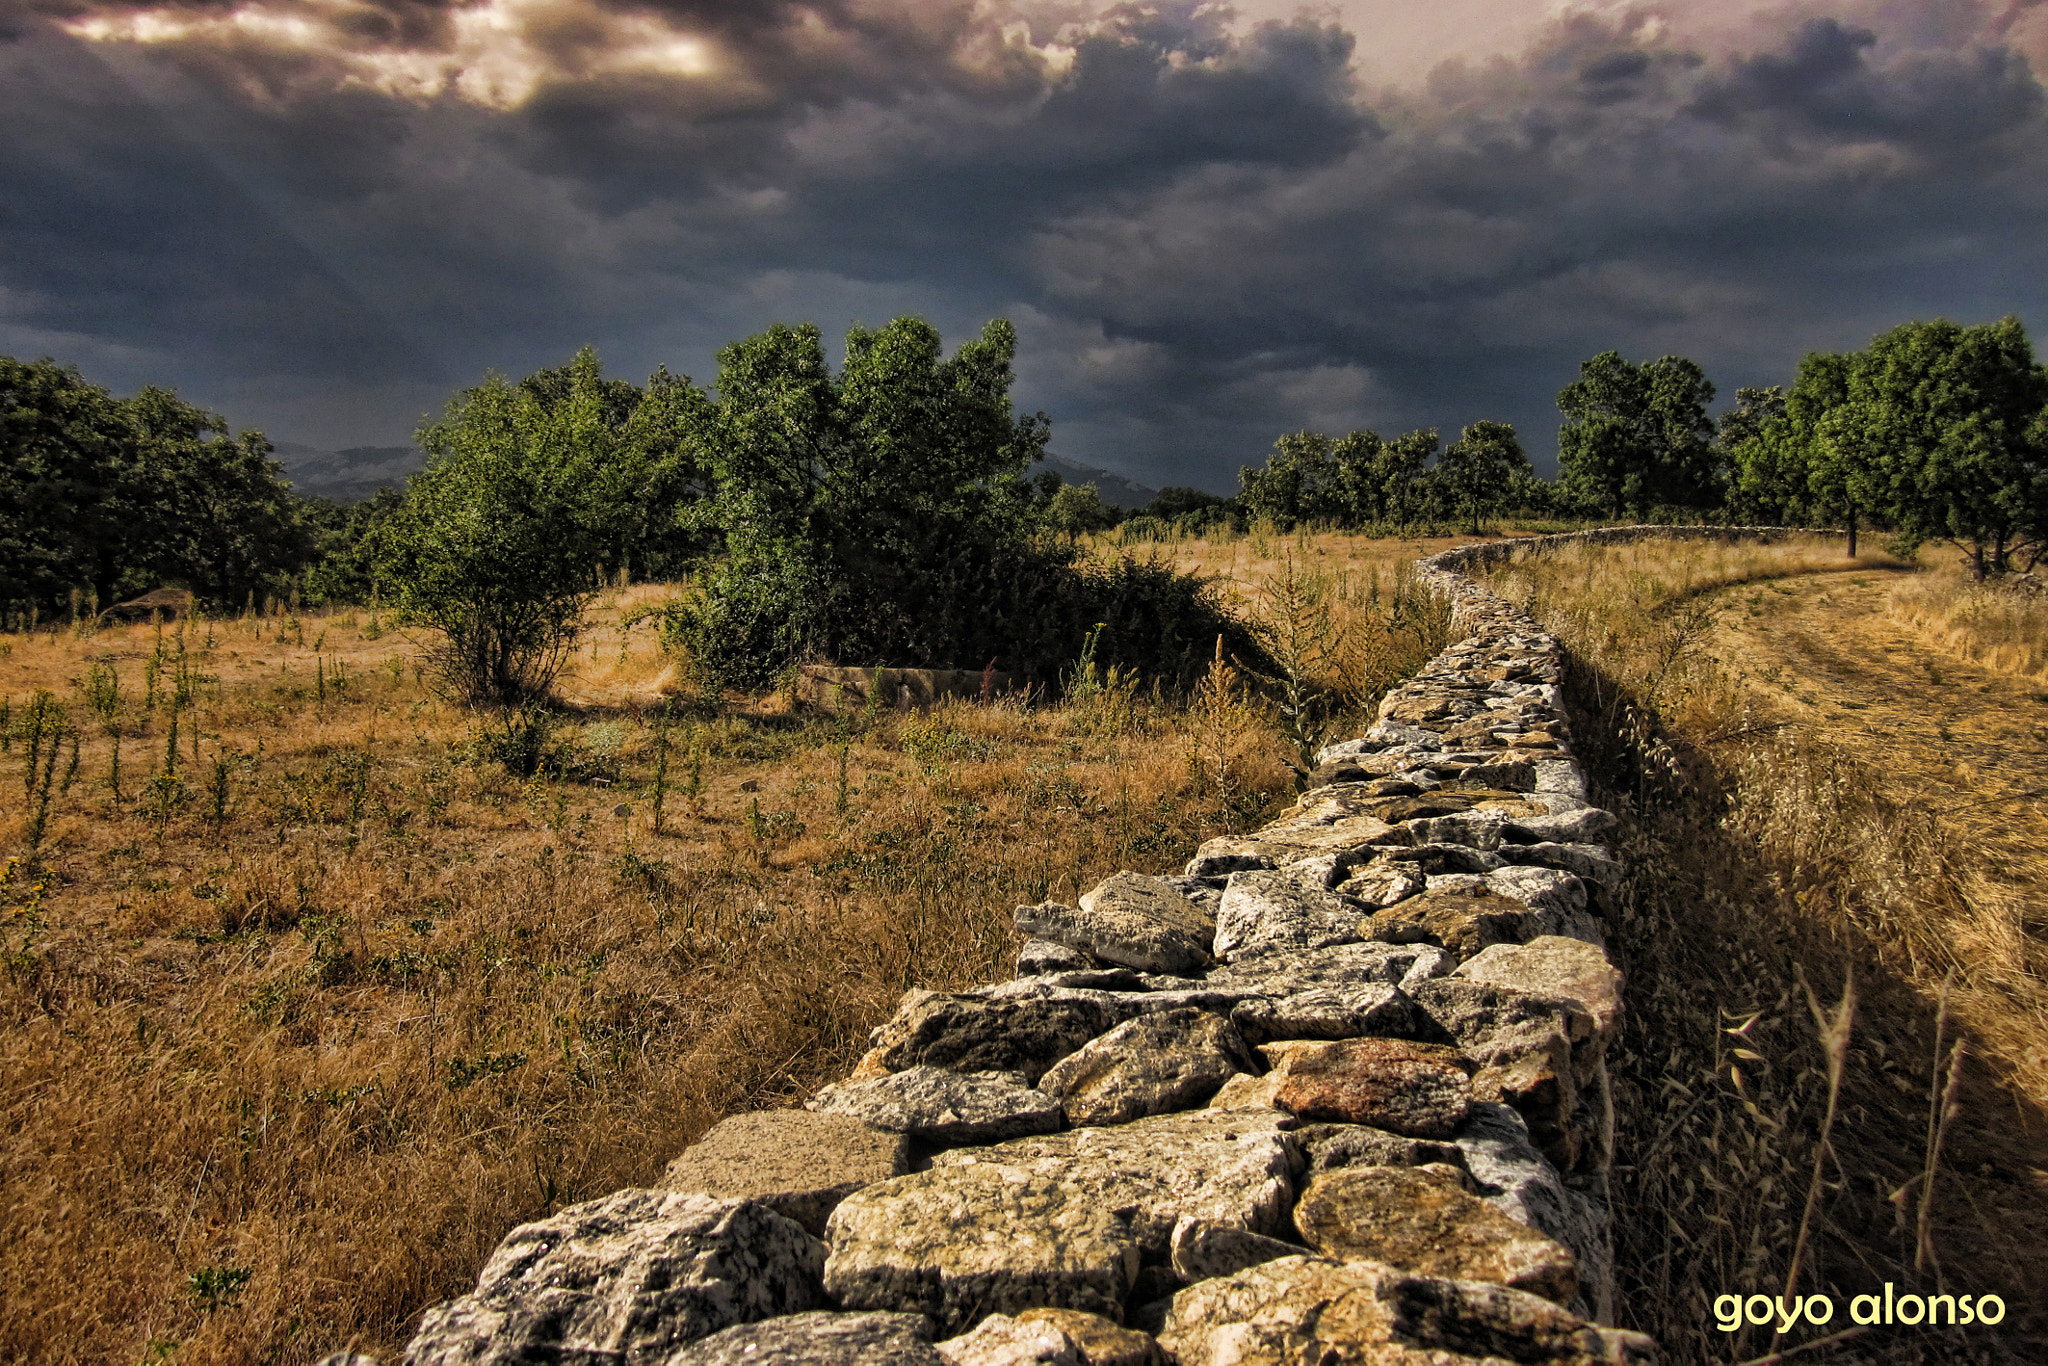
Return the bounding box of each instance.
[403,1190,825,1365]
[1015,876,1214,977]
[1204,941,1450,997]
[666,1311,944,1365]
[1456,1103,1615,1324]
[1017,940,1098,976]
[1290,1123,1468,1175]
[1017,1309,1167,1366]
[1213,871,1368,959]
[1157,1256,1655,1366]
[936,1313,1084,1365]
[1266,1038,1473,1137]
[1168,1215,1300,1284]
[1454,936,1622,1038]
[863,991,1121,1084]
[1227,984,1428,1046]
[1410,978,1595,1169]
[1037,1008,1256,1128]
[1332,860,1425,910]
[810,1067,1065,1146]
[1292,1165,1579,1305]
[823,1165,1138,1336]
[930,1108,1300,1260]
[1359,888,1555,958]
[659,1110,909,1236]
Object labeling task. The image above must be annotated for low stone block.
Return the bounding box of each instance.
[659,1110,910,1235]
[1228,984,1428,1046]
[1016,877,1214,977]
[1016,1309,1167,1366]
[1290,1122,1468,1175]
[936,1313,1083,1365]
[1266,1038,1473,1137]
[1292,1165,1579,1305]
[1168,1215,1300,1285]
[1214,871,1366,959]
[1037,1008,1256,1128]
[1411,979,1595,1170]
[864,991,1121,1085]
[810,1067,1065,1146]
[667,1311,944,1364]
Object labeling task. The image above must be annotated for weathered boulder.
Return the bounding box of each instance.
[1017,940,1098,976]
[659,1111,909,1236]
[1290,1123,1468,1175]
[1454,936,1622,1039]
[1016,1309,1166,1366]
[1265,1038,1473,1137]
[1360,888,1557,958]
[1292,1166,1579,1305]
[1036,1008,1257,1128]
[823,1165,1138,1336]
[862,991,1121,1084]
[936,1314,1083,1365]
[1168,1215,1301,1284]
[666,1311,944,1364]
[403,1190,825,1365]
[1410,978,1596,1170]
[810,1067,1065,1146]
[930,1108,1301,1260]
[1228,984,1430,1046]
[1157,1256,1656,1366]
[1204,942,1450,998]
[1455,1104,1615,1324]
[1213,871,1366,959]
[1331,861,1425,910]
[1015,874,1214,976]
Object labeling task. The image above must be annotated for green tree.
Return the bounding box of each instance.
[372,350,623,703]
[1238,431,1337,526]
[1045,481,1120,541]
[1435,421,1532,534]
[1558,351,1721,517]
[0,357,132,614]
[1838,317,2047,577]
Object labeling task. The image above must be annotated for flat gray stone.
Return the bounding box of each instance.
[823,1165,1138,1337]
[1227,983,1428,1046]
[1454,936,1622,1039]
[1331,860,1425,909]
[1213,871,1366,959]
[666,1311,943,1364]
[1015,881,1212,977]
[1037,1008,1256,1127]
[1016,939,1097,976]
[660,1111,910,1236]
[935,1314,1082,1365]
[1456,1103,1616,1324]
[930,1108,1300,1261]
[1202,941,1450,997]
[863,991,1121,1085]
[810,1067,1064,1146]
[1265,1037,1473,1138]
[1167,1215,1299,1284]
[1290,1122,1467,1175]
[403,1190,825,1365]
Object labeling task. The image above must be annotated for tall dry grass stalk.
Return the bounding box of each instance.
[1489,535,2047,1363]
[1886,569,2048,681]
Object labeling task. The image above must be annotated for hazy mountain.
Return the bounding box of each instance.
[273,441,425,503]
[1028,455,1160,510]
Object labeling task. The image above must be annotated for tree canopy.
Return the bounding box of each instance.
[1557,352,1720,517]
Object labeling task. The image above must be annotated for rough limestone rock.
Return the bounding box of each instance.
[666,1311,944,1365]
[403,1190,825,1365]
[1017,940,1098,976]
[1213,871,1367,959]
[1410,978,1595,1170]
[1332,861,1425,910]
[659,1110,909,1236]
[1455,937,1622,1039]
[1168,1215,1301,1284]
[1456,1104,1615,1324]
[1498,843,1622,898]
[810,1067,1065,1146]
[931,1108,1301,1260]
[863,991,1121,1085]
[1015,874,1214,976]
[1204,942,1450,998]
[1359,888,1560,958]
[1037,1008,1257,1128]
[1292,1166,1579,1305]
[1291,1123,1468,1175]
[1158,1256,1656,1366]
[1017,1309,1166,1366]
[1266,1037,1473,1137]
[1505,808,1618,846]
[936,1314,1084,1365]
[1228,984,1429,1046]
[824,1165,1138,1336]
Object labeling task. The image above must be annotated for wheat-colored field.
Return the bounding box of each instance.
[1485,534,2048,1363]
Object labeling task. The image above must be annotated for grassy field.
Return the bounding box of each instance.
[0,536,1464,1366]
[1483,535,2048,1363]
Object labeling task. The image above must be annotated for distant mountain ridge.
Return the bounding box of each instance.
[273,443,1161,511]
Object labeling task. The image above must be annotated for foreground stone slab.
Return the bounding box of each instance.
[810,1067,1064,1146]
[1017,1309,1166,1366]
[1228,983,1427,1046]
[659,1110,909,1235]
[1292,1166,1579,1305]
[1213,871,1368,959]
[666,1311,944,1364]
[937,1313,1083,1365]
[1266,1038,1473,1137]
[1291,1123,1468,1175]
[1455,1103,1615,1324]
[824,1165,1138,1336]
[931,1108,1300,1260]
[1410,979,1594,1169]
[404,1190,825,1365]
[1203,942,1450,998]
[1168,1215,1300,1284]
[1037,1008,1256,1128]
[1016,875,1214,976]
[1157,1256,1655,1366]
[864,991,1121,1084]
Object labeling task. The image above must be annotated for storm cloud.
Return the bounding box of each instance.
[3,0,2045,486]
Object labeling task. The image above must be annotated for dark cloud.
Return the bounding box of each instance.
[1,0,2044,480]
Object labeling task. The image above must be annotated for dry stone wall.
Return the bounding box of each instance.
[343,537,1671,1366]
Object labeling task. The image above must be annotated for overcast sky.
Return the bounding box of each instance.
[4,0,2045,489]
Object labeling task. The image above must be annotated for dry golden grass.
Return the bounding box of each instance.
[0,593,1303,1364]
[1486,535,2048,1364]
[1884,565,2048,682]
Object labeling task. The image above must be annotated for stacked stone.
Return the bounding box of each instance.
[376,545,1656,1366]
